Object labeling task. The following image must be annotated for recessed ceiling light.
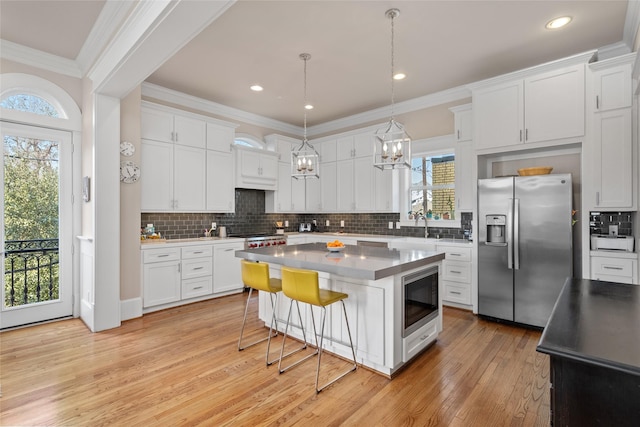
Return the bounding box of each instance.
[545,16,572,30]
[305,104,314,110]
[250,85,263,91]
[393,73,406,80]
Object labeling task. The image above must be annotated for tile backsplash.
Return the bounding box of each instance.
[142,189,473,239]
[589,211,634,236]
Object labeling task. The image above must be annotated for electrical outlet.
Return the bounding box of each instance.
[609,225,618,236]
[325,220,330,227]
[211,222,217,231]
[388,221,394,229]
[340,220,345,227]
[285,220,289,227]
[396,222,401,229]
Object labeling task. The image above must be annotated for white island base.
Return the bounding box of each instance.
[257,261,443,377]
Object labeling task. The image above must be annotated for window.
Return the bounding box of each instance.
[410,153,456,221]
[234,133,265,149]
[1,94,60,117]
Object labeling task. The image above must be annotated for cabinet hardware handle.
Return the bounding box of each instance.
[596,191,600,206]
[596,95,599,109]
[178,264,181,273]
[158,254,169,258]
[193,251,203,254]
[193,286,203,290]
[450,253,462,256]
[603,266,623,270]
[525,129,528,141]
[519,130,522,142]
[451,291,462,295]
[171,131,174,141]
[225,248,234,252]
[193,267,204,270]
[457,130,460,140]
[451,270,462,274]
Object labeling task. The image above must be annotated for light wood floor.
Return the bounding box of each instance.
[1,292,550,426]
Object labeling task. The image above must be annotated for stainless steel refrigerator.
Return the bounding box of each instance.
[478,174,573,328]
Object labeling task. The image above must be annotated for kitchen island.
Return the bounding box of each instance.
[536,278,640,426]
[236,243,445,376]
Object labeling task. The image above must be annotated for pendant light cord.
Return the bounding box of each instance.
[390,11,395,121]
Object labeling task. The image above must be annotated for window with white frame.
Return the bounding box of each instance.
[409,152,456,221]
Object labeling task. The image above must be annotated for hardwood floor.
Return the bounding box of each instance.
[0,292,550,426]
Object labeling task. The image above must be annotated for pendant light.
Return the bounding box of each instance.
[374,8,411,170]
[291,53,319,179]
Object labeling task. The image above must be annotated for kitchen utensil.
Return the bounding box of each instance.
[218,226,227,238]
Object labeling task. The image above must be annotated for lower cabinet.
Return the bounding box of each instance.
[142,240,244,312]
[590,253,637,284]
[438,244,473,308]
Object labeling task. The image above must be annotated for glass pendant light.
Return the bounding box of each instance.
[291,53,319,179]
[374,8,411,170]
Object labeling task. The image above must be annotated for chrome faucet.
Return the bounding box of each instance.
[416,215,428,238]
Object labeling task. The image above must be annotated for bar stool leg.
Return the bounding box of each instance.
[315,300,358,393]
[238,288,280,366]
[278,299,318,373]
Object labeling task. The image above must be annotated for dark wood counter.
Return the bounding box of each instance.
[537,278,640,426]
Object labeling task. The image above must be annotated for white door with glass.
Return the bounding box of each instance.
[1,122,73,329]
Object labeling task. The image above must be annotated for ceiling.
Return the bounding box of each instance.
[0,0,633,133]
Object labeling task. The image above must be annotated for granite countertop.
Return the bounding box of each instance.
[235,242,445,281]
[537,278,640,376]
[141,236,244,248]
[286,232,473,246]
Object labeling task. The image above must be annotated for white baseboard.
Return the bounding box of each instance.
[121,297,143,321]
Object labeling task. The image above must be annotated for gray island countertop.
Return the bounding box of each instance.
[235,242,445,281]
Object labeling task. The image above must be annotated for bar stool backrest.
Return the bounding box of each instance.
[241,260,276,293]
[281,266,321,306]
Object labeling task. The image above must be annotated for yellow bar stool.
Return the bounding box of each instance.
[278,266,357,393]
[238,259,283,366]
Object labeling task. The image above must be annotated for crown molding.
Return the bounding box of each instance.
[306,85,471,136]
[0,39,82,78]
[142,82,303,135]
[590,52,636,70]
[76,0,135,74]
[597,41,632,60]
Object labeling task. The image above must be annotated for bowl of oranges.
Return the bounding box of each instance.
[326,240,345,252]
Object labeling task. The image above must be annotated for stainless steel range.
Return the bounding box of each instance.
[244,234,287,249]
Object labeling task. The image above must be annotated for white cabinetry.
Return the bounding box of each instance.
[141,102,206,147]
[181,245,213,299]
[438,244,472,307]
[473,64,585,151]
[590,253,637,285]
[213,241,244,293]
[142,247,181,308]
[265,135,307,212]
[235,146,278,191]
[206,122,236,212]
[588,54,636,210]
[450,104,474,212]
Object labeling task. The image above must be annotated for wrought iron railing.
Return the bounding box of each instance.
[4,239,59,307]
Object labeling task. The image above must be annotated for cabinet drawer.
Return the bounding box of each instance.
[440,246,471,262]
[143,247,181,263]
[442,281,471,305]
[591,257,633,278]
[182,258,212,280]
[442,260,471,283]
[182,245,213,259]
[403,320,438,363]
[182,276,213,299]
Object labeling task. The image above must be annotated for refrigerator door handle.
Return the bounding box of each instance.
[507,198,513,269]
[514,198,520,270]
[485,242,508,247]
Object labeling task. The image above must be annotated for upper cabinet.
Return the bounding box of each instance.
[141,102,237,212]
[235,146,278,191]
[587,53,636,210]
[473,63,585,151]
[450,104,475,212]
[451,104,473,142]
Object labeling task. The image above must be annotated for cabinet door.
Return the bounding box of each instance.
[473,80,523,150]
[336,136,354,160]
[375,167,393,212]
[275,161,292,211]
[239,149,262,179]
[213,243,244,293]
[206,150,235,212]
[173,115,206,148]
[455,140,474,211]
[336,160,355,212]
[141,108,173,143]
[291,173,306,212]
[354,156,374,211]
[454,107,473,142]
[206,122,234,152]
[320,139,337,163]
[305,177,322,212]
[143,260,181,307]
[141,139,174,211]
[320,161,337,212]
[260,153,278,182]
[353,132,374,158]
[593,64,632,112]
[525,65,584,143]
[593,108,633,209]
[174,145,206,211]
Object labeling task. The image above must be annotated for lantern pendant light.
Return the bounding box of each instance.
[374,8,411,170]
[291,53,319,179]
